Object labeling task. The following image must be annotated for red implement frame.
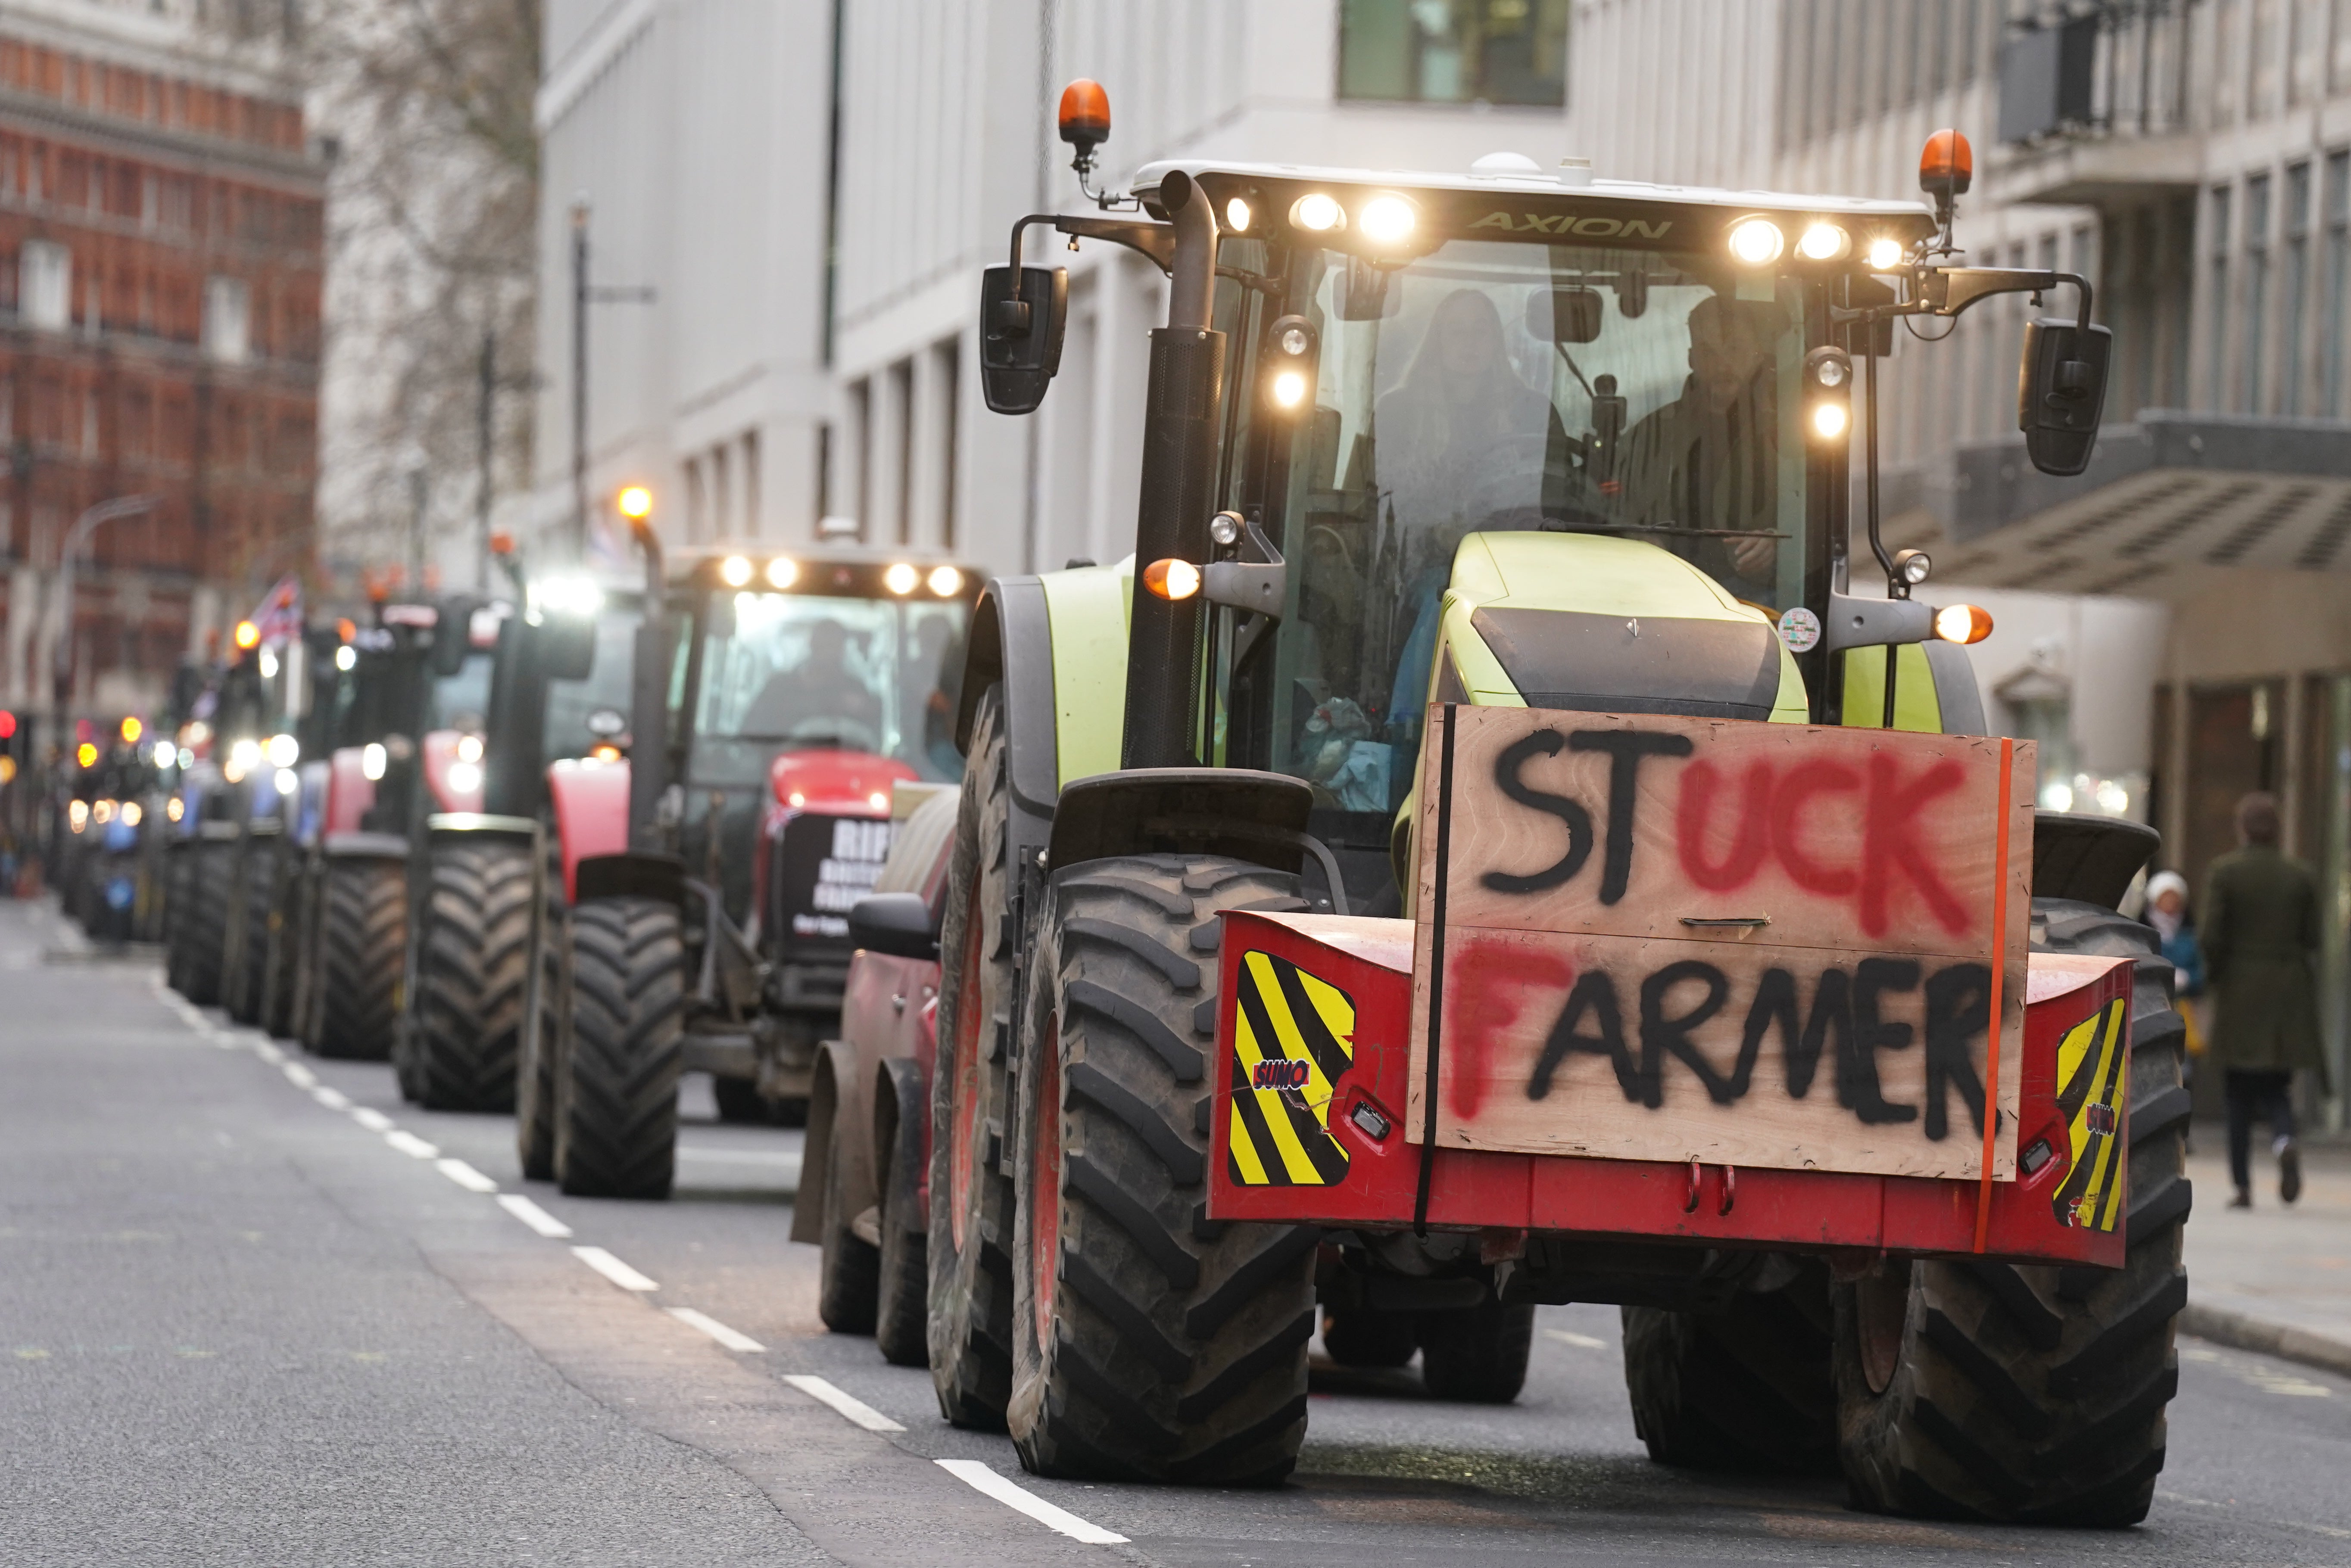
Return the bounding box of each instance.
[1208,911,2132,1268]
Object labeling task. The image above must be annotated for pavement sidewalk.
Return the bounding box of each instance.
[2181,1137,2351,1376]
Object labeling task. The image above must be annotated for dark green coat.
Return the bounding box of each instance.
[2199,846,2330,1084]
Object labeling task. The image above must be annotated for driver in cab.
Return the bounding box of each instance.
[740,617,882,742]
[1616,293,1788,597]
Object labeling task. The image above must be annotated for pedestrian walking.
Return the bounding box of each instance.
[2199,792,2329,1207]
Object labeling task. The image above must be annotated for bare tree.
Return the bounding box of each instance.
[222,1,542,596]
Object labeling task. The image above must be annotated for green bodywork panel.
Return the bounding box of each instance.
[1429,533,1810,722]
[1837,643,1944,732]
[1040,558,1134,788]
[1395,533,1809,912]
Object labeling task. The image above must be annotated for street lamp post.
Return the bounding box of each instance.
[568,197,655,562]
[49,493,160,741]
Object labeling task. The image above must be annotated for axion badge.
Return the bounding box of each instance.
[1228,951,1356,1188]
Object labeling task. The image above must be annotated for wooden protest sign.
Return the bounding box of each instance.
[1406,707,2033,1181]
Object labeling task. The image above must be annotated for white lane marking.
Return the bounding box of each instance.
[572,1245,658,1292]
[350,1108,395,1132]
[311,1086,352,1111]
[435,1157,498,1193]
[667,1307,765,1352]
[251,1039,287,1065]
[282,1061,318,1089]
[781,1373,904,1433]
[677,1148,804,1167]
[384,1130,440,1160]
[1543,1328,1607,1350]
[933,1459,1127,1544]
[496,1194,574,1238]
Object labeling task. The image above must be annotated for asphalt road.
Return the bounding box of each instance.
[6,898,2348,1568]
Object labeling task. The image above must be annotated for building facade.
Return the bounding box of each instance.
[0,0,321,741]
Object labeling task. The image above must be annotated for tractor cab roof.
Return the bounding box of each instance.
[1131,157,1938,257]
[661,541,984,602]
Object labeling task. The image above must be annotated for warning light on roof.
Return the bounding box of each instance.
[233,620,261,650]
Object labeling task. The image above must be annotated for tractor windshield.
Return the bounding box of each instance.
[427,652,493,734]
[1246,237,1814,818]
[539,609,641,766]
[685,591,968,786]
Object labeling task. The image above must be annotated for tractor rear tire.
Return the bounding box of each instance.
[315,857,404,1060]
[1008,855,1320,1485]
[817,1119,879,1334]
[258,852,306,1039]
[927,685,1020,1429]
[553,896,683,1199]
[1320,1309,1418,1369]
[873,1067,930,1367]
[1419,1302,1535,1403]
[407,840,533,1111]
[176,841,236,1006]
[225,838,275,1025]
[1622,1266,1839,1474]
[514,838,564,1181]
[1831,897,2189,1525]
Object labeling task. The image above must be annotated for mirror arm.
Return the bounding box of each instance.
[1005,212,1177,278]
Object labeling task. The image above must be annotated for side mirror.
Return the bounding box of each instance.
[535,613,596,682]
[2018,317,2111,477]
[980,264,1068,414]
[848,891,939,961]
[428,595,480,677]
[1527,286,1604,344]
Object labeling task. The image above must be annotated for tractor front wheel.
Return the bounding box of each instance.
[1831,898,2189,1525]
[406,840,533,1111]
[1008,854,1319,1485]
[553,896,683,1199]
[514,837,565,1180]
[315,857,405,1060]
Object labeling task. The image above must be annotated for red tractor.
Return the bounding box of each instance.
[524,539,979,1197]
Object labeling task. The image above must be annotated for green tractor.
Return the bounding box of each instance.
[928,96,2182,1526]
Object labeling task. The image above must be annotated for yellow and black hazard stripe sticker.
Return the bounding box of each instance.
[1227,951,1355,1187]
[2051,997,2130,1231]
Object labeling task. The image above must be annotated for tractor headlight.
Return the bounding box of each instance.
[265,733,299,769]
[766,557,799,590]
[1866,235,1907,271]
[927,565,963,597]
[1811,402,1849,439]
[1795,222,1851,261]
[719,555,754,588]
[884,562,919,595]
[1289,193,1345,233]
[1727,217,1785,265]
[1357,193,1418,246]
[446,760,483,796]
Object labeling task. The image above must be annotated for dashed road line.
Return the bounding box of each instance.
[781,1374,904,1432]
[435,1157,498,1193]
[350,1107,394,1133]
[281,1060,318,1089]
[572,1245,658,1292]
[496,1193,574,1238]
[933,1459,1127,1544]
[384,1129,440,1160]
[667,1307,764,1352]
[310,1085,351,1111]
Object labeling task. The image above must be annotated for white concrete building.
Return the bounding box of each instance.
[530,0,838,559]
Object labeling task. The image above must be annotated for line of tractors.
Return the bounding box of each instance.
[56,92,2190,1529]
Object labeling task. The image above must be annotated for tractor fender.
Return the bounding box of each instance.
[323,831,408,859]
[546,758,631,902]
[790,1038,864,1247]
[574,851,685,907]
[1045,766,1315,875]
[324,747,376,837]
[953,577,1061,856]
[874,1055,929,1234]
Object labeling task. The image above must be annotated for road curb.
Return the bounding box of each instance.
[2181,1302,2351,1379]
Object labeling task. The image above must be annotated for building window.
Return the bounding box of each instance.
[2285,160,2312,415]
[19,240,69,330]
[202,274,249,364]
[2208,184,2233,410]
[2326,152,2350,414]
[1338,0,1569,107]
[2246,173,2271,412]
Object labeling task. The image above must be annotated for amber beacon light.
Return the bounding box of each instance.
[1058,79,1110,155]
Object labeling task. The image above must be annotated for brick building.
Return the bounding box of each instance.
[0,1,322,742]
